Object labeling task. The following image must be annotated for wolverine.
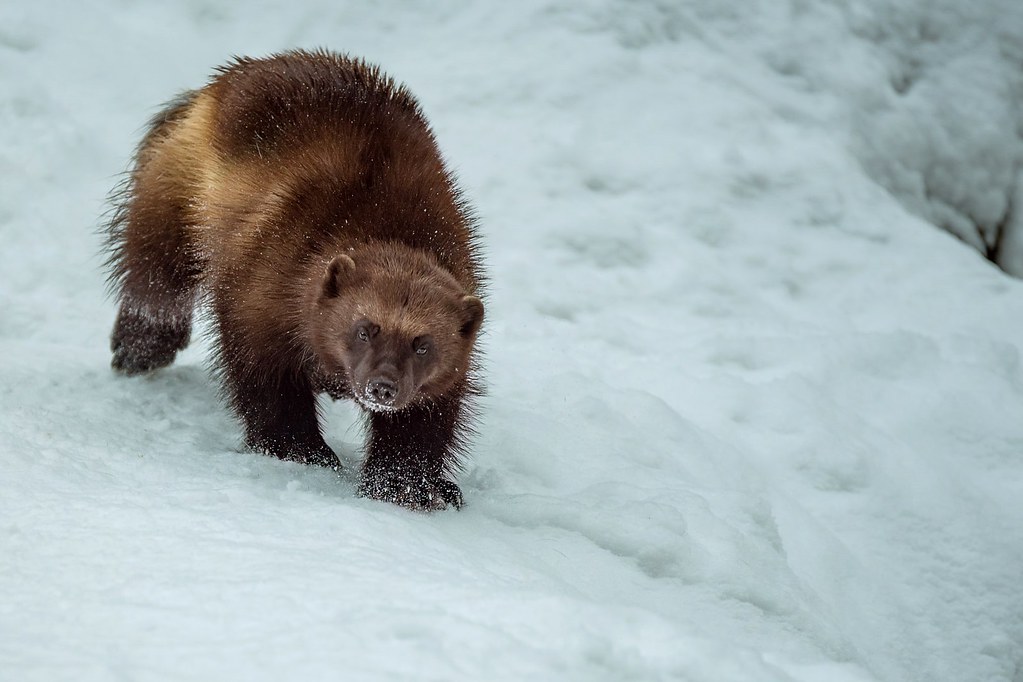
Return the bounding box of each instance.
[103,50,485,511]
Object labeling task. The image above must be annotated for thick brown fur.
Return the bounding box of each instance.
[103,50,485,511]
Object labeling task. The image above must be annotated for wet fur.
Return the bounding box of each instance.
[103,50,485,510]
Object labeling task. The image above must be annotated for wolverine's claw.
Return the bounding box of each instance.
[359,474,463,512]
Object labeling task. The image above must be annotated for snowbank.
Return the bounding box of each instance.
[2,1,1022,681]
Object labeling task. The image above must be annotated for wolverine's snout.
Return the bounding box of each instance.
[366,377,398,406]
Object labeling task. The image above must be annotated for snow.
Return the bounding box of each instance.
[2,1,1023,681]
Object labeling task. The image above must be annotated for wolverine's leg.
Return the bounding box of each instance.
[360,395,466,510]
[108,184,197,375]
[230,367,337,467]
[106,93,200,375]
[213,309,338,467]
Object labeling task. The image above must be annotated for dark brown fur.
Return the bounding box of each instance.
[103,50,485,510]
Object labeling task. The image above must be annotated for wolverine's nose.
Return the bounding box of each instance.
[366,378,398,405]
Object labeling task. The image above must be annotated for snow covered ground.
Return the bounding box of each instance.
[2,1,1023,680]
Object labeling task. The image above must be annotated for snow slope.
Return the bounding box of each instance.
[2,1,1022,681]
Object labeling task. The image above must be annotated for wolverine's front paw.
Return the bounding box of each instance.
[359,473,463,511]
[284,447,340,469]
[248,437,340,470]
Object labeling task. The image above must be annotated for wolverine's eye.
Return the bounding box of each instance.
[413,336,432,356]
[355,323,379,342]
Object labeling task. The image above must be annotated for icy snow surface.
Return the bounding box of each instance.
[2,1,1023,681]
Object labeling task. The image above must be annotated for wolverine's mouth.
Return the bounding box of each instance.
[354,395,401,414]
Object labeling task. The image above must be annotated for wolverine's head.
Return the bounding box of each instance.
[312,247,483,412]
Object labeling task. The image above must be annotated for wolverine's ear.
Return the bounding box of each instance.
[322,255,356,299]
[459,295,484,338]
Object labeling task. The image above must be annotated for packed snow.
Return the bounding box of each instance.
[2,1,1023,681]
